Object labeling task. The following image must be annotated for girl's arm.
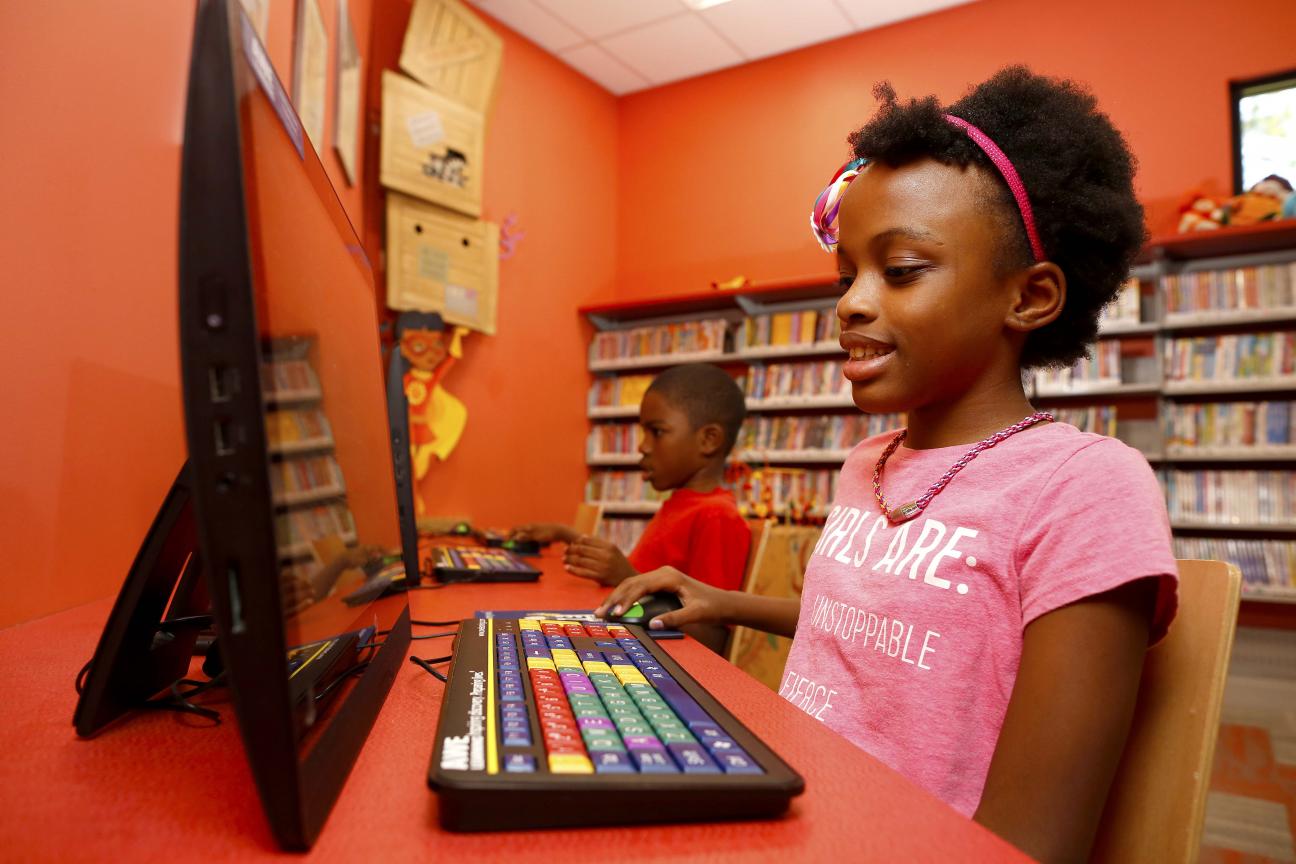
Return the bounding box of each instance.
[973,577,1157,863]
[595,567,801,638]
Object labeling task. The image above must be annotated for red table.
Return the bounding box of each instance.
[0,548,1025,861]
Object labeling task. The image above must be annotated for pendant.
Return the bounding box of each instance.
[890,502,922,523]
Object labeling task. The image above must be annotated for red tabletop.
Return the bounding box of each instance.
[0,547,1026,862]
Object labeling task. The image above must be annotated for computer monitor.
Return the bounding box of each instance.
[73,0,413,850]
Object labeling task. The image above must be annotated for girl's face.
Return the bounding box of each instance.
[834,158,1025,417]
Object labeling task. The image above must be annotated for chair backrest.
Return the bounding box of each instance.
[572,502,603,538]
[723,519,771,664]
[1089,559,1242,864]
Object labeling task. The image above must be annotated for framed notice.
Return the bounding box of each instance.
[333,0,361,185]
[399,0,503,116]
[386,191,499,335]
[380,70,484,217]
[292,0,328,153]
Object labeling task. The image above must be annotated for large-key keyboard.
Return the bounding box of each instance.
[427,617,804,830]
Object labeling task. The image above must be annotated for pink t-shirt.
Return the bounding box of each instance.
[779,422,1178,816]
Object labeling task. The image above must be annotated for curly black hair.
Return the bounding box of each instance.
[647,363,747,455]
[846,66,1145,368]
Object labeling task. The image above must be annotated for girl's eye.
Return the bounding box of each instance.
[884,265,925,280]
[837,274,855,290]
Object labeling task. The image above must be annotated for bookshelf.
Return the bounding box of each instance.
[579,223,1296,601]
[261,338,359,568]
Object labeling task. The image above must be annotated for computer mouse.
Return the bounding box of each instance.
[617,591,684,627]
[501,538,540,556]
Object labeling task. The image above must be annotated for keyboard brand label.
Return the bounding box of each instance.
[440,667,487,771]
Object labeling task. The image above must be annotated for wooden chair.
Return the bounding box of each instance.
[572,502,603,538]
[1089,559,1242,864]
[722,519,773,664]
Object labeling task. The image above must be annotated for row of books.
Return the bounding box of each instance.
[736,413,903,454]
[1173,537,1295,594]
[265,408,333,451]
[274,502,357,558]
[587,423,643,458]
[269,455,346,504]
[1162,261,1296,315]
[1161,469,1294,525]
[735,310,840,351]
[739,469,837,519]
[261,357,320,400]
[745,361,850,401]
[1163,401,1295,450]
[1164,332,1296,382]
[1099,277,1143,325]
[589,319,728,364]
[585,471,671,506]
[1053,405,1120,438]
[588,374,654,410]
[597,517,647,555]
[1034,341,1122,391]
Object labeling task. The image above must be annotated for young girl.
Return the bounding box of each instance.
[596,67,1178,862]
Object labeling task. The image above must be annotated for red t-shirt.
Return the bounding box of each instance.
[627,488,751,591]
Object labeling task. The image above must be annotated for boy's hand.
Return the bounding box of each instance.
[563,535,637,585]
[510,523,574,545]
[594,566,729,632]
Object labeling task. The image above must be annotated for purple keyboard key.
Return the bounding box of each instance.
[630,749,678,774]
[503,732,531,747]
[715,748,763,774]
[578,716,614,730]
[593,751,635,774]
[623,734,662,750]
[667,742,720,774]
[504,754,536,773]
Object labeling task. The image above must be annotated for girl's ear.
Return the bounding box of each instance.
[1006,261,1066,333]
[696,422,725,458]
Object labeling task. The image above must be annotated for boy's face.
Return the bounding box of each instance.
[637,389,708,492]
[832,158,1024,416]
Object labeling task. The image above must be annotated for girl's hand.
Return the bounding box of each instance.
[594,566,729,631]
[563,535,637,585]
[510,523,574,545]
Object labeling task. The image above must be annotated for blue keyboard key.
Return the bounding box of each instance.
[652,682,712,726]
[667,742,720,774]
[715,748,763,774]
[593,640,619,648]
[504,754,536,773]
[502,732,531,747]
[703,736,739,753]
[630,749,678,774]
[593,751,635,774]
[501,692,525,703]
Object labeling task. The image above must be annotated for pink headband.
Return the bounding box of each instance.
[810,113,1046,262]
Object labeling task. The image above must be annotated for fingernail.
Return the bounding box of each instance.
[610,605,621,616]
[649,619,664,630]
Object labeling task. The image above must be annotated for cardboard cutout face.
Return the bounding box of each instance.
[399,328,448,371]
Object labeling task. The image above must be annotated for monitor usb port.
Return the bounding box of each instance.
[209,365,239,403]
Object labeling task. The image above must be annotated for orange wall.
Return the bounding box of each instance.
[0,0,372,629]
[614,0,1296,300]
[366,4,618,532]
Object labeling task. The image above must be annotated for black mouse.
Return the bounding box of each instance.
[450,521,473,536]
[501,538,540,556]
[617,591,683,626]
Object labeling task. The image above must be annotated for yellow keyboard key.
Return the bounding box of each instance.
[548,754,594,774]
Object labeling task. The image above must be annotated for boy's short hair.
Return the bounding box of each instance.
[846,66,1146,369]
[647,363,746,455]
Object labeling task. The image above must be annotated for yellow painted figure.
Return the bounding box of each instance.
[397,315,468,513]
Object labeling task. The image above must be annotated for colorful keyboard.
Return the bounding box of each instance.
[428,617,804,831]
[429,545,540,583]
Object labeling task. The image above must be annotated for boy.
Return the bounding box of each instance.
[514,363,751,592]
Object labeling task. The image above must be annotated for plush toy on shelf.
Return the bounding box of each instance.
[1177,174,1294,232]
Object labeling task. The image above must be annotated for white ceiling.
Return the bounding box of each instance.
[466,0,979,95]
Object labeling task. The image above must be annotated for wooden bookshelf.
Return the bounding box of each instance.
[580,224,1296,598]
